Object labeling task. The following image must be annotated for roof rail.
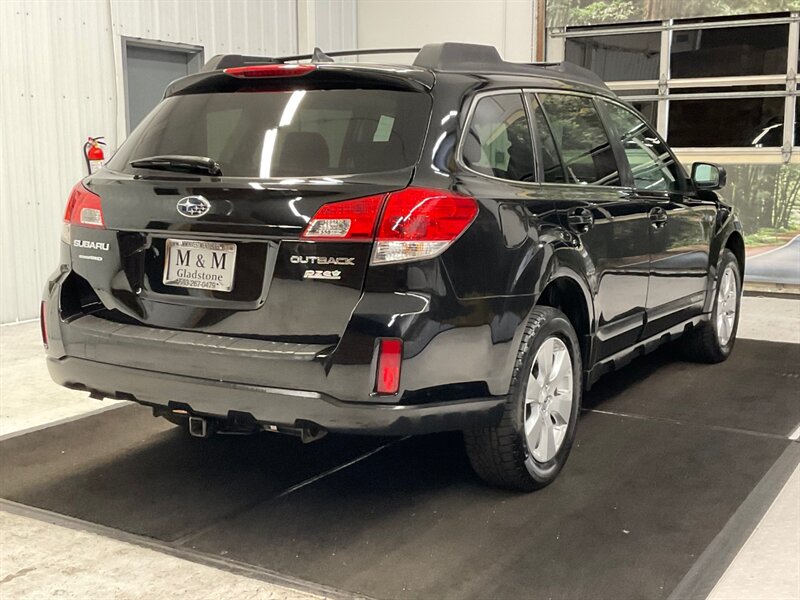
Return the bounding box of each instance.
[412,42,503,70]
[413,42,608,89]
[530,61,609,89]
[201,47,420,72]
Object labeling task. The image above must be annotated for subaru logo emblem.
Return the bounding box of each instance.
[176,195,211,218]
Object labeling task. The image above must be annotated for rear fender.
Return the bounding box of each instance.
[495,244,595,395]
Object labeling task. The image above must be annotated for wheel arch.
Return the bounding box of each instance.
[724,230,746,279]
[535,269,594,367]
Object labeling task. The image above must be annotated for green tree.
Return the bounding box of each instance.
[570,0,641,23]
[721,164,800,233]
[556,0,800,26]
[771,165,800,230]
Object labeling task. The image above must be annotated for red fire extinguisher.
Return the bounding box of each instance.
[83,136,106,174]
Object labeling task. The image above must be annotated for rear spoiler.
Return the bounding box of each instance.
[202,48,421,72]
[203,43,609,92]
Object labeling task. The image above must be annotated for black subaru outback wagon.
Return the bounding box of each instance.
[42,43,744,491]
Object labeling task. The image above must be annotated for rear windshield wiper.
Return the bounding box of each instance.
[130,155,222,176]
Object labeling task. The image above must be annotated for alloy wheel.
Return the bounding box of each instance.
[524,336,574,463]
[715,265,738,347]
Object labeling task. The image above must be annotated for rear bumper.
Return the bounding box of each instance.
[47,356,505,435]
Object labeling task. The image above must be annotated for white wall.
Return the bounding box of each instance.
[355,0,535,63]
[0,0,298,323]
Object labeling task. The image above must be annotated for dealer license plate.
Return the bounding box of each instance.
[163,239,237,292]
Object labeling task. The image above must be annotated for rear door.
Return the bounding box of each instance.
[75,71,432,340]
[599,99,715,335]
[531,92,651,361]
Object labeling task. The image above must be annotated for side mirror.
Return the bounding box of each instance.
[691,162,726,190]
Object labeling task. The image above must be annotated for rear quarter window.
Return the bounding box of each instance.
[461,93,536,183]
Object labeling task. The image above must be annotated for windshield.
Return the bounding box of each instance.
[108,89,431,178]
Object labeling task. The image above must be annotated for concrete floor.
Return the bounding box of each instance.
[0,511,321,600]
[0,320,123,437]
[0,296,798,599]
[709,466,800,600]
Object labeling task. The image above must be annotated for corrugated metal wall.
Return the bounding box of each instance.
[0,0,298,323]
[314,0,357,51]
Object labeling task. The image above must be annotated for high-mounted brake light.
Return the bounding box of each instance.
[375,338,402,395]
[372,188,478,264]
[302,195,385,240]
[64,182,104,229]
[224,64,316,78]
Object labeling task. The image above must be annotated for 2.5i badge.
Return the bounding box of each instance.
[304,269,342,280]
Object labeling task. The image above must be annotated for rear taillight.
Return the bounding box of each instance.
[372,188,478,264]
[224,64,315,78]
[302,195,385,240]
[40,301,48,349]
[375,338,402,395]
[301,187,478,264]
[64,182,104,229]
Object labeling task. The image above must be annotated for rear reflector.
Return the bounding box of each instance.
[64,182,104,229]
[224,64,315,78]
[375,338,402,395]
[372,188,478,264]
[302,195,385,240]
[40,302,48,349]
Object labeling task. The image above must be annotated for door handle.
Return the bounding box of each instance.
[649,207,668,229]
[567,208,594,234]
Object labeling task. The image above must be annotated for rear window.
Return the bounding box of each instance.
[108,89,431,178]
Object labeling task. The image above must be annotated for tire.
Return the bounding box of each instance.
[464,306,582,492]
[682,249,742,364]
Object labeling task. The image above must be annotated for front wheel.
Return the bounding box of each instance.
[682,249,742,363]
[464,307,582,491]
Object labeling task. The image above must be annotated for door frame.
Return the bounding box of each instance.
[121,37,205,133]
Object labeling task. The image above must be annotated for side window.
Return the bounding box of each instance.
[537,93,621,186]
[602,101,681,192]
[462,93,535,182]
[526,94,567,184]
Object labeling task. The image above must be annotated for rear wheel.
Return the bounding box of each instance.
[682,249,741,363]
[464,307,582,491]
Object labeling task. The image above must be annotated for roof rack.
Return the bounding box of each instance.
[529,61,609,89]
[201,43,608,90]
[202,47,420,72]
[412,42,608,89]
